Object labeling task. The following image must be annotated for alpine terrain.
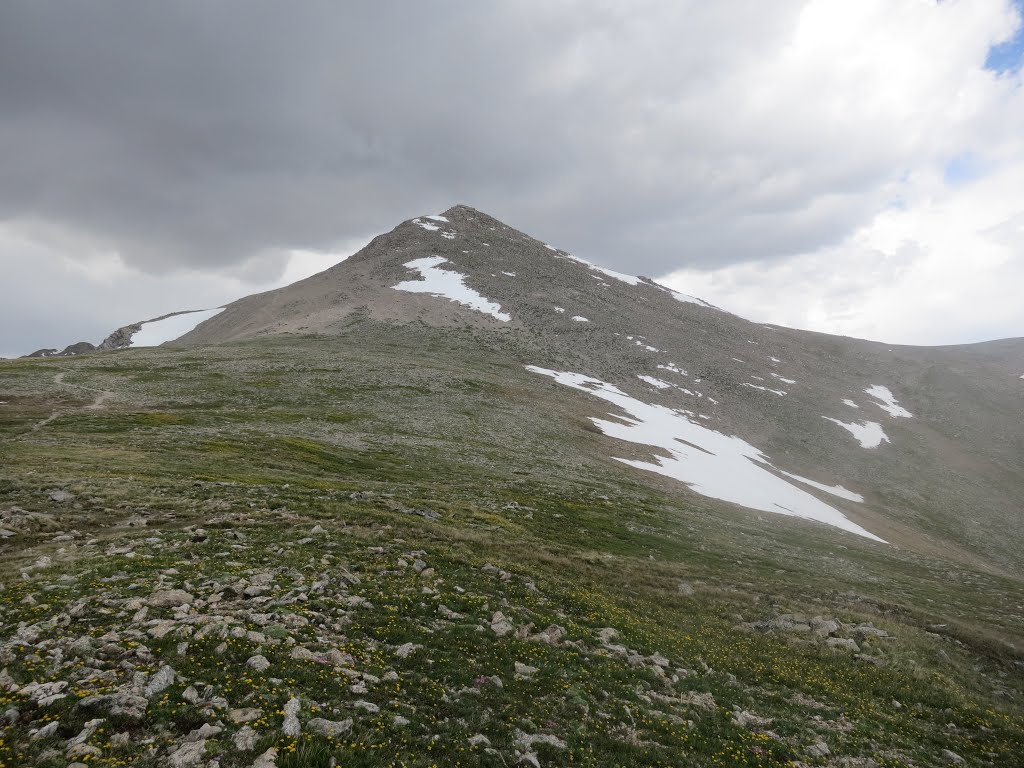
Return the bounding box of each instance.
[1,204,1023,768]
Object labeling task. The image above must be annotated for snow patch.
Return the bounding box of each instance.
[779,472,864,502]
[638,375,672,389]
[564,253,642,286]
[742,383,787,396]
[424,214,449,223]
[771,373,797,385]
[571,316,589,322]
[501,271,516,277]
[823,417,890,449]
[864,385,912,418]
[657,363,688,376]
[668,289,712,307]
[842,399,860,409]
[393,256,511,322]
[130,308,225,348]
[412,218,440,232]
[525,366,883,542]
[553,306,566,313]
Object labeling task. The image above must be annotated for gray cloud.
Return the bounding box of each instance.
[2,1,1020,354]
[0,0,885,278]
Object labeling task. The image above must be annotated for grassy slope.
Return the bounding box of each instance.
[0,325,1022,768]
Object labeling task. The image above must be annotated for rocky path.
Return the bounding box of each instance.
[19,370,115,435]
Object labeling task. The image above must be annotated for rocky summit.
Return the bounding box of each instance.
[1,205,1023,767]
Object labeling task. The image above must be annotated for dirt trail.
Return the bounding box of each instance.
[21,370,116,434]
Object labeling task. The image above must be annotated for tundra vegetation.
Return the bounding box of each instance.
[1,326,1021,767]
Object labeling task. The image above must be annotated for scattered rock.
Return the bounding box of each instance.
[30,720,60,740]
[682,691,717,711]
[234,726,259,751]
[468,734,491,747]
[514,661,538,679]
[148,589,195,608]
[19,680,68,706]
[826,637,860,652]
[806,740,830,757]
[251,747,278,768]
[246,654,271,672]
[167,740,206,768]
[308,717,353,737]
[491,611,515,637]
[143,665,177,697]
[731,709,772,728]
[281,697,301,736]
[229,708,263,724]
[395,642,420,659]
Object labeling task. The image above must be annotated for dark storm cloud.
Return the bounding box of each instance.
[0,0,882,278]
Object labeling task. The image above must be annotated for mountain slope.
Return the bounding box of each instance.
[1,206,1023,768]
[158,205,1024,570]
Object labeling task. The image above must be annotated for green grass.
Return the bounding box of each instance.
[0,326,1022,767]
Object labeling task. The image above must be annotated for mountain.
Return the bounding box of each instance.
[1,205,1023,767]
[96,205,1024,566]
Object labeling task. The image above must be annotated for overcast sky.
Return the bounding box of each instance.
[2,0,1024,357]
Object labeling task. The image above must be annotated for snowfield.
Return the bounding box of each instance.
[823,417,890,449]
[129,308,225,348]
[393,257,511,322]
[526,366,884,542]
[865,385,912,418]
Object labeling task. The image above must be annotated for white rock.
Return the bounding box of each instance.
[251,747,278,768]
[281,697,301,736]
[307,717,353,737]
[167,740,206,768]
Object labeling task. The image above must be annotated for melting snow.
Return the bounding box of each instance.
[638,375,672,389]
[668,289,712,307]
[412,218,440,232]
[742,383,787,396]
[824,417,890,449]
[502,271,517,277]
[864,385,912,418]
[843,399,859,409]
[770,357,781,363]
[657,363,688,376]
[771,373,797,385]
[424,214,449,223]
[553,306,566,313]
[130,308,225,347]
[563,253,643,286]
[441,232,456,240]
[778,472,864,502]
[393,256,511,322]
[571,316,589,322]
[526,366,883,542]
